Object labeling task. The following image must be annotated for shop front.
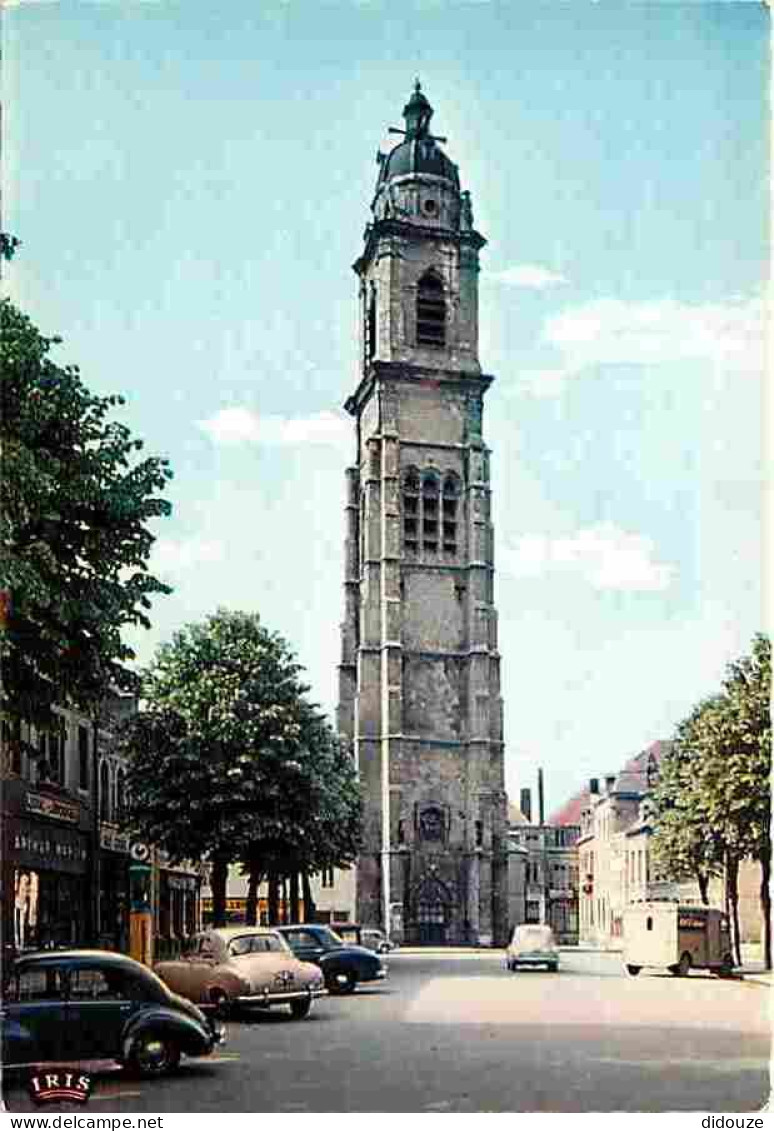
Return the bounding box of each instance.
[99,824,130,952]
[2,779,91,958]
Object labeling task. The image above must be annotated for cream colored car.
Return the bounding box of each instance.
[155,928,326,1019]
[505,924,560,973]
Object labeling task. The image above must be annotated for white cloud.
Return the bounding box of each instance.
[543,294,765,377]
[500,523,675,592]
[198,407,350,449]
[490,264,569,289]
[151,537,227,577]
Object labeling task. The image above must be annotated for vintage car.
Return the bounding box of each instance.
[276,924,388,994]
[361,929,396,955]
[0,949,223,1077]
[155,927,325,1018]
[506,925,560,973]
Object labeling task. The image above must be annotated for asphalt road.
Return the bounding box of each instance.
[2,950,770,1113]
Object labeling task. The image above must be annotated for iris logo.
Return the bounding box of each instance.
[28,1070,93,1106]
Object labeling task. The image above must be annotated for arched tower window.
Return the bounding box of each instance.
[421,471,440,553]
[416,272,446,347]
[442,473,460,555]
[367,283,377,361]
[100,760,111,822]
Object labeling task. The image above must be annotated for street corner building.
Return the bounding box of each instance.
[337,83,509,947]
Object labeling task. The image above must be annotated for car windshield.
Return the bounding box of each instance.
[228,934,289,957]
[514,927,554,947]
[319,929,344,948]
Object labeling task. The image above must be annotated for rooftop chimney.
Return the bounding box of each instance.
[520,788,532,823]
[538,768,545,826]
[589,777,600,794]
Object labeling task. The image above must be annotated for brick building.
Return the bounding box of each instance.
[337,83,509,946]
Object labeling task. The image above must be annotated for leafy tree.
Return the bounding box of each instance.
[118,609,361,927]
[1,298,173,734]
[239,704,361,924]
[650,722,723,906]
[651,636,771,968]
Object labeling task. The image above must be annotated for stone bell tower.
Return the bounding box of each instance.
[337,82,509,946]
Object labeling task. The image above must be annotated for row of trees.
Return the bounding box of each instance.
[651,634,771,968]
[118,610,361,927]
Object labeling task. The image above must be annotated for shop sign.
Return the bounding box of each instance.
[100,827,130,854]
[12,828,88,868]
[166,874,198,892]
[25,791,79,824]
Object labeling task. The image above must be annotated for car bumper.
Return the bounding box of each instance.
[510,954,558,967]
[235,987,327,1007]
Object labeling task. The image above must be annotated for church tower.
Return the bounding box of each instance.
[337,83,509,946]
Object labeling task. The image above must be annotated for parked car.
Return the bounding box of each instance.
[506,925,560,972]
[155,928,325,1019]
[276,924,388,994]
[0,949,223,1077]
[360,928,396,955]
[324,923,396,955]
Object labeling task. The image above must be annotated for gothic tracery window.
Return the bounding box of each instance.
[416,271,446,347]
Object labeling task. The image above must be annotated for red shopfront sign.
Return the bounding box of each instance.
[24,791,80,825]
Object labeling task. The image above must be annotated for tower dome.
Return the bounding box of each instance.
[375,81,460,193]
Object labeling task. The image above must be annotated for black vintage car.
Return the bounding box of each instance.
[1,950,223,1077]
[275,925,387,995]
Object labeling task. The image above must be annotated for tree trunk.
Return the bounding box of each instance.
[726,852,742,967]
[289,870,300,924]
[302,871,316,924]
[245,868,262,926]
[759,845,772,971]
[210,854,229,928]
[281,876,288,924]
[268,870,280,926]
[696,870,709,906]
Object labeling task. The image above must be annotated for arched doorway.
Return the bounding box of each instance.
[413,875,452,945]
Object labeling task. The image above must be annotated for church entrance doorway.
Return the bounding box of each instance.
[413,874,452,946]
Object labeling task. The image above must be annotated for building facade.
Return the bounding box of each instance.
[1,694,202,966]
[337,83,509,946]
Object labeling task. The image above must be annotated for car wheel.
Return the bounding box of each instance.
[718,953,734,978]
[209,988,231,1018]
[625,964,642,977]
[327,970,357,995]
[673,952,692,977]
[289,998,312,1020]
[127,1033,181,1078]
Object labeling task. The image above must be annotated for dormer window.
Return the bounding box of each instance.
[416,272,446,347]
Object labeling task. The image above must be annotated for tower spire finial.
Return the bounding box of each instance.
[403,78,433,139]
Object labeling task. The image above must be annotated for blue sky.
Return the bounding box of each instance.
[4,0,767,813]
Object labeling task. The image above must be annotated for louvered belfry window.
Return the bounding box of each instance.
[403,468,420,553]
[421,471,440,553]
[416,272,446,346]
[442,473,460,555]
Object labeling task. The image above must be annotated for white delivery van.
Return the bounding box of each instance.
[622,902,735,977]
